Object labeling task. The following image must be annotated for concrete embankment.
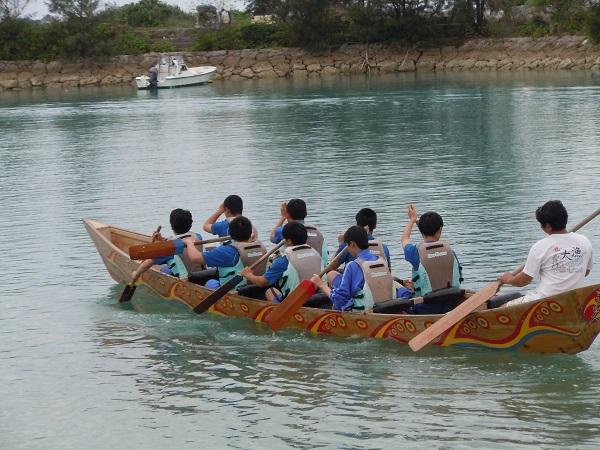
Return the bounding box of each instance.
[1,36,600,91]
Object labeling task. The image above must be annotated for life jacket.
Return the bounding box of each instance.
[167,232,204,280]
[412,241,462,297]
[217,240,267,287]
[278,244,322,297]
[351,257,395,311]
[305,224,329,265]
[367,238,389,269]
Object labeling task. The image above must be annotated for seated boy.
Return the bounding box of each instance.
[270,198,328,265]
[203,194,257,240]
[311,226,395,312]
[332,207,392,270]
[132,209,203,282]
[401,204,463,314]
[240,222,322,303]
[497,200,593,307]
[185,216,266,289]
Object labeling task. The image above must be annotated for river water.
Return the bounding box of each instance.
[1,72,600,449]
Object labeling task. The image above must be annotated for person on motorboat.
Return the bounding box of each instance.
[131,209,203,282]
[240,222,322,303]
[497,200,593,307]
[185,216,266,290]
[401,205,463,314]
[311,226,395,312]
[270,198,328,265]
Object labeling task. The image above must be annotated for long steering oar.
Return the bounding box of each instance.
[129,236,230,260]
[119,225,162,303]
[266,247,349,331]
[193,241,285,314]
[409,207,600,352]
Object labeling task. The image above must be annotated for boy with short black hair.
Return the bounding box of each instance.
[186,216,266,289]
[241,222,322,303]
[333,207,392,269]
[499,200,593,306]
[132,209,203,282]
[203,194,257,240]
[270,198,328,264]
[311,226,394,311]
[401,204,463,313]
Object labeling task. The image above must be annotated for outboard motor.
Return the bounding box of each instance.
[148,66,159,88]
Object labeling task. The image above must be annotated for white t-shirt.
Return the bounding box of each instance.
[523,232,593,301]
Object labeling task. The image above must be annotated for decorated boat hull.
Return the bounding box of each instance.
[84,218,600,354]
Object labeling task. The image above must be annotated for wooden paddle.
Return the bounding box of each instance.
[193,241,285,314]
[266,247,349,331]
[119,225,162,303]
[129,235,230,260]
[409,206,600,352]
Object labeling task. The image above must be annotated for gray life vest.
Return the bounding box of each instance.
[413,241,461,296]
[279,244,322,297]
[352,257,395,310]
[168,232,204,280]
[216,240,267,287]
[305,224,329,265]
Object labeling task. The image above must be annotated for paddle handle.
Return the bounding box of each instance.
[247,241,285,271]
[318,247,348,278]
[151,225,163,242]
[193,236,230,246]
[508,207,600,276]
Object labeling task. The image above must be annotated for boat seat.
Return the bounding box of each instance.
[373,298,414,314]
[237,284,269,300]
[423,287,465,307]
[304,293,332,309]
[486,292,523,309]
[188,268,218,285]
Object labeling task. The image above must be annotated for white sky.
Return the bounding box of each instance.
[24,0,246,19]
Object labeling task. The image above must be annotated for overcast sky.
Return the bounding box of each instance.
[24,0,246,19]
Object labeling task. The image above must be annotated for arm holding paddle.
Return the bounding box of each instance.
[240,266,270,287]
[499,270,533,287]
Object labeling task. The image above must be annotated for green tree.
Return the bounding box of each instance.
[46,0,100,19]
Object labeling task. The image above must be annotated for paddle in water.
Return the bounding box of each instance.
[193,241,285,314]
[129,235,231,260]
[266,247,348,331]
[119,225,162,303]
[409,207,600,352]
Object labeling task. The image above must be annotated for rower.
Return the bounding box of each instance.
[270,198,328,265]
[401,205,463,314]
[132,209,204,282]
[311,226,395,312]
[495,200,593,308]
[185,216,267,290]
[240,222,322,303]
[331,207,392,271]
[203,194,258,241]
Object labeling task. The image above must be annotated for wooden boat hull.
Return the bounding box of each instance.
[84,218,600,354]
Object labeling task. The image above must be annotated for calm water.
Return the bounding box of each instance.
[1,72,600,449]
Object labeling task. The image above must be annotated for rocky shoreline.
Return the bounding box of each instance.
[2,36,600,91]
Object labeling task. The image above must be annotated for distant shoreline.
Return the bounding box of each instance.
[1,36,600,91]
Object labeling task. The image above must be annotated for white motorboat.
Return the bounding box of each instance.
[136,55,216,89]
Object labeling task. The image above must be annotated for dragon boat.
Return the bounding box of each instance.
[84,218,600,354]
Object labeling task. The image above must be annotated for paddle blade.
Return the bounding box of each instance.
[129,240,180,260]
[193,275,243,314]
[408,281,501,352]
[265,280,318,332]
[119,284,137,303]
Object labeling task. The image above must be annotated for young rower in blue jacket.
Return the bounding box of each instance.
[311,226,395,311]
[203,194,257,240]
[332,207,392,270]
[185,216,262,289]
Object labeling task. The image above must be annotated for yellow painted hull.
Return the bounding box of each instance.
[83,218,600,354]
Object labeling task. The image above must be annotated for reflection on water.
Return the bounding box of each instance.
[1,72,600,449]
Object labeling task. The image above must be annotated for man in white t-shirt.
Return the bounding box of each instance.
[499,200,593,306]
